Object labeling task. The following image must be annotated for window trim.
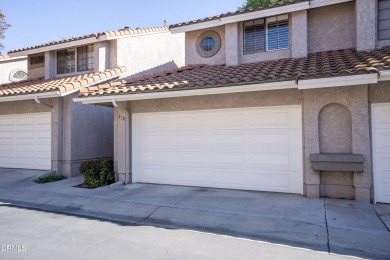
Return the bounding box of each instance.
[56,44,94,75]
[9,69,28,82]
[242,14,289,55]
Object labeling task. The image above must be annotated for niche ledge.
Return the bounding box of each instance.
[310,153,364,172]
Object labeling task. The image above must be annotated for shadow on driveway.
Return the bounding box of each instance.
[0,171,389,259]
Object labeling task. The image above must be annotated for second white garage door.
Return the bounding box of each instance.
[372,103,390,203]
[0,113,51,170]
[133,106,303,194]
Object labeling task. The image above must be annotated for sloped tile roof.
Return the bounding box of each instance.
[0,55,9,60]
[79,46,390,98]
[0,67,127,97]
[8,26,168,54]
[170,0,308,29]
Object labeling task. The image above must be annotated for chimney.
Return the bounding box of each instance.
[164,20,167,27]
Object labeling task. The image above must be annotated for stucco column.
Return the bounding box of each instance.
[51,97,63,176]
[44,51,56,79]
[94,41,110,72]
[291,10,308,58]
[114,102,131,184]
[303,92,321,198]
[355,0,376,51]
[225,23,240,66]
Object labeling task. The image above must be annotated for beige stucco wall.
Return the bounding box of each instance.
[303,85,372,201]
[369,81,390,103]
[0,96,114,178]
[308,2,355,53]
[113,82,384,202]
[0,58,28,84]
[185,26,226,65]
[116,32,185,78]
[67,93,114,176]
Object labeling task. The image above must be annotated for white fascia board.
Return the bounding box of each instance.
[378,70,390,81]
[309,0,353,9]
[170,20,222,34]
[9,37,108,56]
[298,74,378,90]
[73,81,297,104]
[0,91,60,103]
[106,30,170,40]
[0,56,27,62]
[170,2,309,33]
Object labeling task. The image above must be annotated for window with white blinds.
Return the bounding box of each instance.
[243,14,289,54]
[378,0,390,41]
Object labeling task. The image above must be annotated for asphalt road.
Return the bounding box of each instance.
[0,204,358,260]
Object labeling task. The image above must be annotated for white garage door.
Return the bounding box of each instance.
[372,104,390,203]
[133,106,303,194]
[0,113,51,170]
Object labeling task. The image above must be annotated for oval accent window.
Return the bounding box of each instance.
[196,30,221,58]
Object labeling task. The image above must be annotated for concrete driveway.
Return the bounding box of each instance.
[0,168,51,188]
[0,173,389,259]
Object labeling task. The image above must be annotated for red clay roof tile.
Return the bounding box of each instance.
[0,66,127,97]
[79,47,390,98]
[8,27,168,54]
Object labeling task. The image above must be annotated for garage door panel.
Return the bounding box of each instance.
[209,130,246,146]
[0,157,14,164]
[249,130,301,149]
[373,129,390,153]
[142,149,172,164]
[209,113,245,128]
[175,150,207,164]
[15,129,35,139]
[134,106,303,194]
[141,116,173,130]
[15,116,35,126]
[372,104,390,203]
[175,115,205,129]
[142,133,171,146]
[174,168,209,183]
[15,144,35,152]
[0,113,51,170]
[375,154,390,175]
[0,118,14,126]
[209,152,246,166]
[0,143,14,151]
[175,131,205,146]
[140,167,173,181]
[209,170,246,185]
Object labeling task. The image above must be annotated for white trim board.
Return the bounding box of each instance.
[73,73,383,105]
[170,0,353,34]
[73,81,298,104]
[297,74,379,90]
[0,71,125,103]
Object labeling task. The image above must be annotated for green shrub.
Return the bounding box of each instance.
[35,175,66,184]
[79,158,114,188]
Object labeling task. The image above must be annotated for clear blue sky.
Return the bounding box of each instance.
[1,0,244,54]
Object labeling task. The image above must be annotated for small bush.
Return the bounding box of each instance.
[79,158,114,188]
[35,176,66,184]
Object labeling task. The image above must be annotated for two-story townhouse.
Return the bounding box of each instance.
[0,54,27,84]
[75,0,390,203]
[0,26,184,178]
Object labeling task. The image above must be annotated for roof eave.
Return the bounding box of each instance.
[0,91,61,103]
[73,80,298,105]
[74,72,383,105]
[170,0,352,34]
[8,35,109,56]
